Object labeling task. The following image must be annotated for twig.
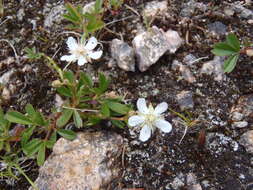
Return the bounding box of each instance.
[0,17,10,27]
[189,56,209,64]
[105,15,136,27]
[62,106,99,113]
[124,4,140,17]
[0,39,20,64]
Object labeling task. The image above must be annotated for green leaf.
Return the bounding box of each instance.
[6,111,33,125]
[226,33,240,51]
[56,86,73,97]
[23,139,43,157]
[212,42,238,56]
[98,73,109,94]
[223,54,239,73]
[0,108,9,128]
[25,104,45,126]
[73,110,83,128]
[111,120,125,128]
[56,108,73,127]
[107,102,130,115]
[57,129,76,140]
[101,103,110,117]
[37,143,46,166]
[21,125,36,148]
[63,70,75,84]
[64,3,81,23]
[86,18,105,34]
[95,0,103,13]
[80,72,93,87]
[46,131,57,149]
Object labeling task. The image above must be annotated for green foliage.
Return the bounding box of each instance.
[62,1,105,35]
[212,33,241,73]
[56,70,131,128]
[109,0,124,11]
[24,47,43,60]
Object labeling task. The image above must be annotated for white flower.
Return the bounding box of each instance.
[60,36,103,66]
[128,98,172,142]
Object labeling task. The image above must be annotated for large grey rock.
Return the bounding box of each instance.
[200,56,225,82]
[180,0,207,17]
[30,131,123,190]
[230,95,253,118]
[240,130,253,154]
[110,39,135,72]
[142,0,168,18]
[233,4,253,19]
[132,26,169,72]
[132,26,182,72]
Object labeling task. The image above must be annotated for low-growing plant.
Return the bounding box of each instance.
[108,0,124,11]
[62,0,104,35]
[212,33,253,73]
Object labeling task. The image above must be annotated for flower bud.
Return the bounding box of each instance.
[51,80,62,87]
[246,49,253,57]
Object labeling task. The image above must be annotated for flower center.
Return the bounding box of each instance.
[72,45,87,57]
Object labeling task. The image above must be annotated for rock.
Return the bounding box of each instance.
[44,4,65,28]
[232,121,248,128]
[188,184,203,190]
[171,173,185,189]
[2,87,11,101]
[187,173,198,186]
[240,130,253,154]
[200,56,225,82]
[233,4,253,19]
[110,39,135,72]
[31,131,123,190]
[132,26,170,72]
[17,8,25,21]
[180,0,207,17]
[164,30,184,54]
[230,95,253,119]
[207,21,227,36]
[224,7,235,16]
[206,133,239,155]
[83,2,96,14]
[230,111,244,121]
[142,0,168,18]
[0,69,16,85]
[179,64,196,83]
[183,54,197,66]
[176,90,194,110]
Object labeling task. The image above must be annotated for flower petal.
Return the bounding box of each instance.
[60,55,76,62]
[88,50,103,60]
[128,115,145,127]
[139,125,151,142]
[77,56,88,66]
[85,37,98,50]
[67,37,78,51]
[154,102,168,115]
[137,98,149,114]
[154,119,172,133]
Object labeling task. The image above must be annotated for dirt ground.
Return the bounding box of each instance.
[0,0,253,189]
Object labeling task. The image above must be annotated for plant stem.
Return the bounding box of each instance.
[14,164,39,190]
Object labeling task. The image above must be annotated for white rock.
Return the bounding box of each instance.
[240,130,253,154]
[232,121,248,128]
[83,1,95,14]
[0,69,15,85]
[165,30,184,53]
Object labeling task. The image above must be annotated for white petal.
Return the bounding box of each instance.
[67,37,78,51]
[88,50,103,60]
[128,115,145,127]
[137,98,149,114]
[139,125,151,142]
[85,37,98,50]
[77,56,88,66]
[154,119,172,133]
[154,102,168,115]
[60,55,76,62]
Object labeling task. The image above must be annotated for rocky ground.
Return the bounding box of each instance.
[0,0,253,190]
